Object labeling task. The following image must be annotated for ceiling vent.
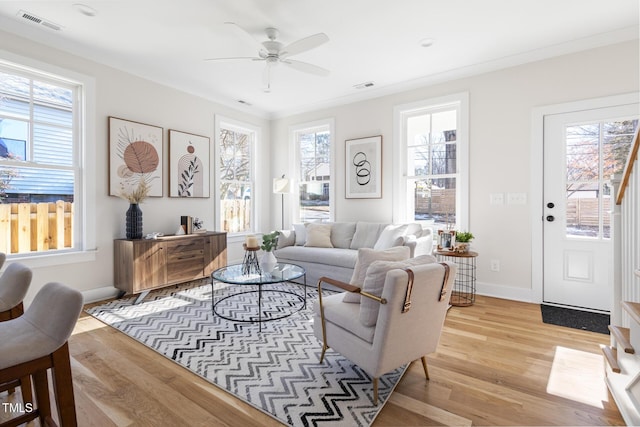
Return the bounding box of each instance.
[17,10,63,31]
[353,82,374,89]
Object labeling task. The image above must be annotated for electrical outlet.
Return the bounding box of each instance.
[490,259,500,272]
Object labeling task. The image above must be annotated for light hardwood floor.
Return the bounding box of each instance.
[1,294,624,426]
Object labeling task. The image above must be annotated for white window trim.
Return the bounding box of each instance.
[0,49,96,268]
[289,118,335,223]
[214,115,261,242]
[392,92,469,229]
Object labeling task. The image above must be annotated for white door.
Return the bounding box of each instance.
[543,105,638,312]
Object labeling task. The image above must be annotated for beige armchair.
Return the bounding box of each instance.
[313,261,456,404]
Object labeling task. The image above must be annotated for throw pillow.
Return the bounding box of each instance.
[342,246,410,303]
[350,222,389,249]
[330,222,357,249]
[359,254,437,326]
[293,223,307,246]
[373,224,408,250]
[276,229,295,249]
[304,223,333,248]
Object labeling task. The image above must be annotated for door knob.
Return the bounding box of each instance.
[546,215,555,222]
[547,202,555,209]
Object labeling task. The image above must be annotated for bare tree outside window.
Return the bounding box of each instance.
[565,119,638,238]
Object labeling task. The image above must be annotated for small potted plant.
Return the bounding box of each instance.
[260,231,280,272]
[454,231,474,253]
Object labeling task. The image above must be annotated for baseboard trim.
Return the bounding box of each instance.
[476,281,534,303]
[82,286,120,304]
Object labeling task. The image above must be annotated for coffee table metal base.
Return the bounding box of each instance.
[211,286,306,331]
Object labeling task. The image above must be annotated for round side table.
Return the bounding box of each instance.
[435,250,478,307]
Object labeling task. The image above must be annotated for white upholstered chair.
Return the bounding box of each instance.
[313,261,456,404]
[0,282,83,427]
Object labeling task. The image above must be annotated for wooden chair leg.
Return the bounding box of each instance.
[51,343,77,427]
[32,369,51,425]
[421,356,430,381]
[19,375,33,405]
[373,378,379,405]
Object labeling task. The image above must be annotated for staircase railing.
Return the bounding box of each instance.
[617,125,640,325]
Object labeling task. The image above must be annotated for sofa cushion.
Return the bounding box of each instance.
[330,222,357,249]
[293,223,307,246]
[406,223,423,238]
[343,246,410,303]
[359,255,437,326]
[350,222,389,249]
[373,224,408,250]
[275,246,358,269]
[305,223,333,248]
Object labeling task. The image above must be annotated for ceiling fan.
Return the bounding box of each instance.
[205,23,330,92]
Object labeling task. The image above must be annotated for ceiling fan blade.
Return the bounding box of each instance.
[223,22,264,51]
[204,56,261,62]
[279,33,329,59]
[281,59,330,77]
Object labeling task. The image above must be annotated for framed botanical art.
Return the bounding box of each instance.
[345,135,382,199]
[168,129,210,198]
[109,117,163,197]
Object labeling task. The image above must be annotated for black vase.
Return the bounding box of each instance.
[126,203,143,239]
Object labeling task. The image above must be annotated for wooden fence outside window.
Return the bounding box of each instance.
[0,201,73,255]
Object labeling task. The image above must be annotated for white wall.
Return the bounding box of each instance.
[2,28,637,305]
[0,30,271,304]
[270,40,640,302]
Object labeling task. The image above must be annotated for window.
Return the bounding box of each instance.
[0,57,93,259]
[291,120,334,222]
[394,93,468,231]
[565,119,638,239]
[216,118,257,234]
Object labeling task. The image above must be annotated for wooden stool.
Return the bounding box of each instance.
[0,282,83,427]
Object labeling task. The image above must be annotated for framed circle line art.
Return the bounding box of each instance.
[109,116,163,198]
[169,129,210,198]
[345,135,382,199]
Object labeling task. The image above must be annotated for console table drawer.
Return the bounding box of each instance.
[166,238,204,262]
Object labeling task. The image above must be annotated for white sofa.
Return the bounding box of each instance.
[273,221,433,288]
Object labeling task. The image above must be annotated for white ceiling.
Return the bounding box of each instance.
[0,0,638,118]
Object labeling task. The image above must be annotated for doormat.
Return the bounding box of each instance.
[541,304,610,334]
[86,281,409,426]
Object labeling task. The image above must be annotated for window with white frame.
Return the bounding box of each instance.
[0,60,88,257]
[292,120,334,222]
[217,119,257,234]
[394,93,468,232]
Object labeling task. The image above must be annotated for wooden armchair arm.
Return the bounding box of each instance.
[317,276,361,293]
[317,277,387,304]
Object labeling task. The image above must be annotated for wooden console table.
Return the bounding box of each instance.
[114,231,227,303]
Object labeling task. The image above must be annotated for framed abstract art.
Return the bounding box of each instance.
[168,129,210,198]
[109,116,163,197]
[345,135,382,199]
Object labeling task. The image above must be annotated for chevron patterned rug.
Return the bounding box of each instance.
[87,280,406,426]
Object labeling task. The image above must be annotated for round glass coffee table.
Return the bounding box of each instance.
[211,263,306,331]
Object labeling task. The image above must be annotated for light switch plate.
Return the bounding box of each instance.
[490,193,504,205]
[507,192,527,205]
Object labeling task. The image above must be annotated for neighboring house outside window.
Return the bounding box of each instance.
[394,93,469,232]
[216,117,257,235]
[0,59,92,258]
[291,119,334,223]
